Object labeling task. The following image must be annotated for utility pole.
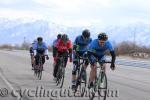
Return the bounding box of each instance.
[133,28,136,54]
[24,37,26,44]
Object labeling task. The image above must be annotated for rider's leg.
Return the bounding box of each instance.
[80,60,89,81]
[53,58,56,75]
[72,52,78,88]
[89,63,96,87]
[35,55,39,69]
[42,56,45,65]
[102,63,106,73]
[41,55,45,70]
[83,59,89,69]
[31,55,35,69]
[53,59,60,78]
[72,60,77,88]
[82,60,89,74]
[64,57,68,67]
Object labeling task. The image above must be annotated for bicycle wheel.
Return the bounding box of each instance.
[59,67,65,88]
[56,65,62,86]
[38,67,42,80]
[56,60,65,88]
[37,56,43,80]
[89,77,97,100]
[79,68,87,97]
[73,64,81,92]
[34,66,38,77]
[97,72,107,100]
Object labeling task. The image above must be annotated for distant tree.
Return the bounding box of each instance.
[0,44,13,50]
[21,41,30,50]
[115,41,150,58]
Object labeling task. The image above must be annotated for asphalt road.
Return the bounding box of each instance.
[0,50,150,100]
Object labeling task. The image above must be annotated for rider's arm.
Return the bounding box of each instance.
[67,40,73,62]
[69,48,72,58]
[110,51,116,64]
[54,40,61,56]
[52,40,56,57]
[33,43,37,55]
[53,47,57,57]
[87,40,97,64]
[73,36,79,51]
[43,42,49,55]
[107,41,116,64]
[68,40,73,54]
[45,49,48,55]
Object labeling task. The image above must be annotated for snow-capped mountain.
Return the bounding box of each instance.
[0,18,150,46]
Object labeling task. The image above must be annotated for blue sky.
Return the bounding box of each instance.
[0,0,150,26]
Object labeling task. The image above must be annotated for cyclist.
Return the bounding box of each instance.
[72,29,92,89]
[53,34,72,80]
[33,37,49,70]
[29,39,37,70]
[87,32,116,88]
[52,34,62,75]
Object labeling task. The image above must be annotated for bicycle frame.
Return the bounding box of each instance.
[56,55,70,88]
[34,54,47,80]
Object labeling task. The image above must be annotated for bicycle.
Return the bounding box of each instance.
[89,59,111,100]
[56,55,69,88]
[34,54,47,80]
[74,56,88,96]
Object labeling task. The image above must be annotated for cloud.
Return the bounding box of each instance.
[0,0,20,5]
[0,9,45,20]
[0,0,150,26]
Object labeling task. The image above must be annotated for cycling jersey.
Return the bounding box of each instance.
[74,35,92,54]
[55,39,72,52]
[33,42,48,55]
[88,39,114,58]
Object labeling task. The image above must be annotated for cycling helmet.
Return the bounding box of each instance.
[98,32,108,41]
[62,34,68,42]
[57,34,62,39]
[37,37,43,41]
[82,29,90,39]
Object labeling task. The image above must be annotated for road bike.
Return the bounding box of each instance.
[89,59,111,100]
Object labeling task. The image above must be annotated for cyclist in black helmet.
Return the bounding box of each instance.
[87,32,116,88]
[71,29,92,89]
[33,37,49,70]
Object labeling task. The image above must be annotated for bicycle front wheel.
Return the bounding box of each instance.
[59,68,65,88]
[97,72,107,100]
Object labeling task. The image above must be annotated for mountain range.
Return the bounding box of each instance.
[0,18,150,46]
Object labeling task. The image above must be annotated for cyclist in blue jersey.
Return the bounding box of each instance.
[33,37,49,69]
[87,32,116,88]
[72,29,92,89]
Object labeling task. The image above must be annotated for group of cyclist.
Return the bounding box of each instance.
[29,29,116,90]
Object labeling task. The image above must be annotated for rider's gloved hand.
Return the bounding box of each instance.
[110,63,115,70]
[46,55,49,60]
[53,57,58,62]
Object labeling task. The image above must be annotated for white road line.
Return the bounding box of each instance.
[0,69,20,100]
